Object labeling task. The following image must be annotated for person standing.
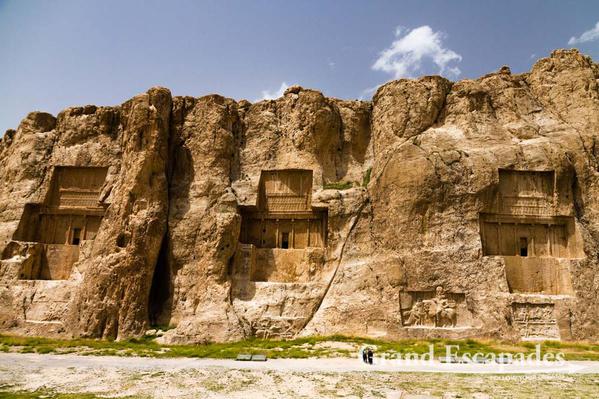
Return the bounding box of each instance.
[367,348,374,365]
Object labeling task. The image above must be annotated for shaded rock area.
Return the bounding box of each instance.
[0,49,598,342]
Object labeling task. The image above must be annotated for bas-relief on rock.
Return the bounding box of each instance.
[0,49,598,342]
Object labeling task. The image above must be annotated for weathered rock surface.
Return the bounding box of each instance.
[0,49,598,342]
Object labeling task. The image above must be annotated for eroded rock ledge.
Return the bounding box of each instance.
[1,49,598,343]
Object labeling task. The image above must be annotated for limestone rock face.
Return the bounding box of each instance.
[69,88,171,338]
[163,95,244,343]
[1,49,598,342]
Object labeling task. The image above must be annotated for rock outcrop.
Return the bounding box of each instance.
[1,49,598,342]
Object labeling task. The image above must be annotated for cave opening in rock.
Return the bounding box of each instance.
[148,235,171,327]
[116,233,127,248]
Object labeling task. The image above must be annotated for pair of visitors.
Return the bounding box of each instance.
[361,347,374,365]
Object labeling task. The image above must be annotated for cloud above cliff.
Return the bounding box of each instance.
[259,82,289,101]
[372,25,462,79]
[568,21,599,45]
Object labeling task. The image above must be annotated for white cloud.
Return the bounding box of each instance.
[568,21,599,45]
[258,82,289,101]
[372,25,462,79]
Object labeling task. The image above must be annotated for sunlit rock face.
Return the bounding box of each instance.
[0,49,598,342]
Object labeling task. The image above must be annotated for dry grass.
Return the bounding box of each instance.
[1,334,598,360]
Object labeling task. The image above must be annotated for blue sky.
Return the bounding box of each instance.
[1,0,598,134]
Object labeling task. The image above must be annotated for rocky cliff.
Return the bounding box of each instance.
[1,49,598,343]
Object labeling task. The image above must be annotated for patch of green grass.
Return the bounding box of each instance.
[362,167,372,187]
[34,346,54,354]
[1,333,599,361]
[323,181,353,190]
[93,348,118,356]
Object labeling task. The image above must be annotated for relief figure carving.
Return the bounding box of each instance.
[402,286,464,328]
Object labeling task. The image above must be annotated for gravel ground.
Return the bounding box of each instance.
[1,353,599,398]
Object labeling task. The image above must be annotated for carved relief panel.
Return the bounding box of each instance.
[512,302,560,340]
[497,169,555,216]
[400,286,473,328]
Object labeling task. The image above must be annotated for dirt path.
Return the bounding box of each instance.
[1,353,599,398]
[3,352,599,374]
